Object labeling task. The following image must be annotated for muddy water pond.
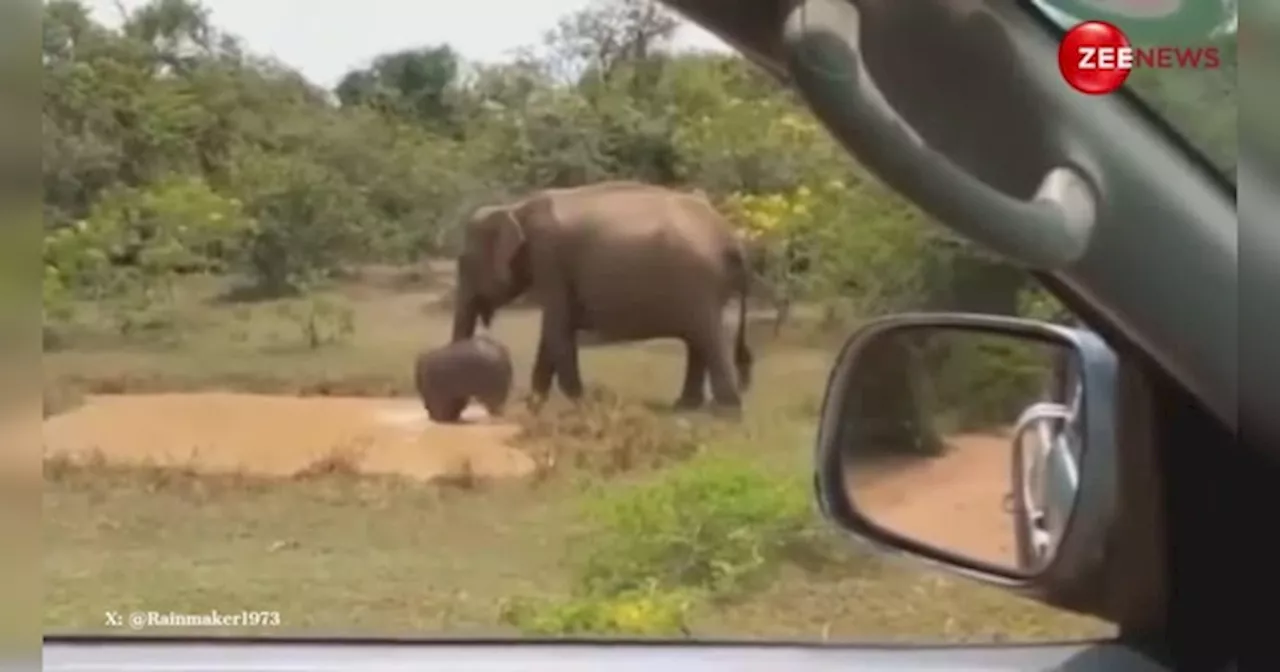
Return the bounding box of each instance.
[43,393,534,481]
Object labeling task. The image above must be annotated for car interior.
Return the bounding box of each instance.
[43,0,1259,670]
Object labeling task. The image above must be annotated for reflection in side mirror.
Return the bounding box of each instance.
[820,316,1098,578]
[1011,399,1079,573]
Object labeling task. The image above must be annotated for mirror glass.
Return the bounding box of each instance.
[834,326,1083,575]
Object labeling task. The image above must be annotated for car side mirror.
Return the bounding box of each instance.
[813,312,1119,590]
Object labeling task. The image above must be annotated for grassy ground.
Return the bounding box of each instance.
[42,266,1114,642]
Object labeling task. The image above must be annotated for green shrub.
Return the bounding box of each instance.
[276,295,357,350]
[926,334,1053,434]
[570,455,819,597]
[499,453,871,635]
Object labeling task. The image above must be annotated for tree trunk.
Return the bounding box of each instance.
[843,333,945,460]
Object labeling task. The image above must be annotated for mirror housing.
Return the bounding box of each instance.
[814,312,1119,608]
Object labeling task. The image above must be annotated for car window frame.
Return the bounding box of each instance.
[1020,4,1237,194]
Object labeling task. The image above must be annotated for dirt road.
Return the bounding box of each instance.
[849,433,1017,566]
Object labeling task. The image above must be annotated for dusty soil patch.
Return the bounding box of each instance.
[42,393,534,482]
[849,433,1016,567]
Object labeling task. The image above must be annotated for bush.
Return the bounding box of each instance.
[498,452,871,635]
[570,455,819,597]
[499,454,849,635]
[925,333,1056,434]
[275,295,357,350]
[721,179,933,323]
[228,149,375,295]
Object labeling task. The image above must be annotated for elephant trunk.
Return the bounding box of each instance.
[451,298,477,342]
[451,257,495,341]
[452,295,493,342]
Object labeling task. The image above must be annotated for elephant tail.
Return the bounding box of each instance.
[731,249,754,391]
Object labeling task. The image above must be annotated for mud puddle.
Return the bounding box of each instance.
[43,393,534,482]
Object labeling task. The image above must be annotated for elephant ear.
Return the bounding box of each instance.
[489,206,525,286]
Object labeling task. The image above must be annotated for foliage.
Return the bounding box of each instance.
[722,179,932,319]
[570,455,822,597]
[40,0,1235,446]
[1017,285,1071,323]
[226,148,374,293]
[42,0,1234,324]
[38,0,1224,643]
[499,584,698,636]
[498,454,844,635]
[275,296,356,350]
[924,333,1056,434]
[43,176,254,341]
[40,0,943,321]
[335,45,462,133]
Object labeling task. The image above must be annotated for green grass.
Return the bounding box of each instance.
[42,267,1114,642]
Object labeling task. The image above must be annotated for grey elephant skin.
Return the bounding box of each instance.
[413,334,514,423]
[451,181,754,411]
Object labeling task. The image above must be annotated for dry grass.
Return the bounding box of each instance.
[41,268,1115,642]
[42,450,1109,641]
[511,387,712,478]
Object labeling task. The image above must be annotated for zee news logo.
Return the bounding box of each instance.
[1058,20,1222,95]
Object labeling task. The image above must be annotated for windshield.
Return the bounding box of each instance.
[1030,1,1238,182]
[44,0,1116,646]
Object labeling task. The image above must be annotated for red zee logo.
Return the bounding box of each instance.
[1058,21,1133,95]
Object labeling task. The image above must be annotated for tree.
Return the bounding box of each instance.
[336,45,462,132]
[539,0,680,86]
[40,0,1234,383]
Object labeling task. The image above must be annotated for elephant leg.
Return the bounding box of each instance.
[700,326,744,413]
[555,329,585,400]
[535,298,585,400]
[531,339,555,399]
[674,339,708,410]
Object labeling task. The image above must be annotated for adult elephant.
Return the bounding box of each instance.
[451,181,754,411]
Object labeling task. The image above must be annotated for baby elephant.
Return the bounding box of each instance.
[413,334,513,423]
